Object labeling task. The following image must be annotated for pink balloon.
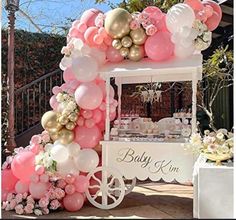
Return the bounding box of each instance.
[77,116,85,127]
[75,125,102,148]
[99,42,108,51]
[30,143,40,155]
[2,169,18,191]
[156,14,168,32]
[84,26,99,47]
[72,20,80,28]
[75,82,103,110]
[80,8,101,27]
[52,86,62,95]
[143,6,163,25]
[68,27,85,41]
[29,182,49,199]
[77,22,87,33]
[63,67,76,82]
[184,0,204,11]
[2,190,8,201]
[35,165,45,175]
[74,175,89,193]
[97,81,115,99]
[15,180,29,194]
[65,174,76,184]
[30,173,39,183]
[103,111,117,121]
[94,33,103,45]
[204,11,221,31]
[97,121,105,131]
[65,184,76,195]
[40,174,49,183]
[106,46,124,63]
[49,95,59,110]
[63,192,84,212]
[145,31,174,61]
[203,0,222,17]
[85,118,95,128]
[11,151,35,183]
[103,35,113,46]
[81,109,93,119]
[92,109,103,124]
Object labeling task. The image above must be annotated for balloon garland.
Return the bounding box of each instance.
[2,0,222,216]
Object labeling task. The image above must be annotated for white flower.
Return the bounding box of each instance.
[67,101,76,111]
[34,209,43,216]
[190,133,202,146]
[217,145,230,154]
[216,132,224,140]
[56,93,63,102]
[203,136,215,145]
[35,152,44,165]
[202,31,212,42]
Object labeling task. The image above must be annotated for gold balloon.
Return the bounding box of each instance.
[49,131,60,142]
[41,111,63,132]
[58,128,74,145]
[119,47,129,57]
[68,113,78,122]
[59,115,69,125]
[128,45,145,62]
[65,122,76,130]
[105,8,132,38]
[121,36,133,48]
[112,39,122,50]
[130,28,147,45]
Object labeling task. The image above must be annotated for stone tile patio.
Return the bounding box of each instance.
[2,182,193,219]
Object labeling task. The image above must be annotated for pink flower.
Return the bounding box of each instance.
[10,199,17,209]
[27,195,35,205]
[41,133,50,143]
[130,20,140,30]
[15,204,24,215]
[14,147,25,154]
[55,188,65,200]
[31,135,42,145]
[39,197,49,208]
[138,12,149,23]
[95,13,105,27]
[2,161,8,170]
[2,201,7,209]
[22,192,28,200]
[141,19,152,28]
[6,156,13,164]
[57,179,67,189]
[5,204,12,211]
[6,193,14,202]
[24,204,34,214]
[146,24,157,36]
[50,199,61,210]
[15,194,23,204]
[42,207,50,215]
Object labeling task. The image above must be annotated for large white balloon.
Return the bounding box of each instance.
[71,55,98,82]
[67,142,81,156]
[57,157,79,176]
[166,3,195,33]
[174,43,195,58]
[75,149,99,173]
[51,143,69,163]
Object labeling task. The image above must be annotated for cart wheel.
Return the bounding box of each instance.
[109,177,136,196]
[85,166,125,210]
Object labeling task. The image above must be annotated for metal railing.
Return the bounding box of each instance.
[14,69,63,135]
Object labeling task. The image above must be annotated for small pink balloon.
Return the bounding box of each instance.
[112,99,118,107]
[29,182,49,199]
[196,11,208,22]
[2,190,8,201]
[60,83,68,92]
[97,81,115,100]
[74,175,89,193]
[94,34,103,45]
[49,95,59,110]
[30,173,39,183]
[80,8,101,27]
[63,192,84,212]
[77,22,87,33]
[143,6,163,25]
[110,105,116,113]
[2,169,18,191]
[102,111,117,121]
[68,80,80,90]
[68,27,85,41]
[72,20,80,27]
[57,179,67,189]
[85,118,95,128]
[145,31,174,61]
[184,0,204,11]
[84,26,99,47]
[77,116,85,127]
[52,86,62,95]
[92,109,103,124]
[65,184,76,195]
[11,151,35,183]
[97,120,105,131]
[99,102,106,111]
[65,174,76,184]
[204,5,214,17]
[204,11,221,31]
[156,13,168,32]
[106,46,124,63]
[15,180,29,194]
[203,0,222,18]
[99,42,108,51]
[63,67,76,83]
[40,174,49,183]
[98,27,107,37]
[103,35,113,46]
[75,125,102,149]
[35,165,45,175]
[81,109,93,119]
[30,143,40,155]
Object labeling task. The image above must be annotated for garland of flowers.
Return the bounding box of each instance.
[2,0,223,216]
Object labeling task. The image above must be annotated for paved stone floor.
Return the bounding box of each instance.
[2,182,193,219]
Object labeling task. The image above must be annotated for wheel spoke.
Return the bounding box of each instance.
[107,192,117,203]
[88,184,100,189]
[107,187,122,192]
[107,176,116,187]
[91,189,101,200]
[91,174,102,185]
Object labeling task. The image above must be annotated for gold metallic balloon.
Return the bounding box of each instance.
[121,36,133,48]
[49,131,60,142]
[41,111,63,132]
[112,39,122,50]
[58,128,74,145]
[59,115,69,125]
[105,8,132,38]
[130,28,147,45]
[128,45,145,62]
[119,47,129,57]
[65,122,76,130]
[68,113,78,122]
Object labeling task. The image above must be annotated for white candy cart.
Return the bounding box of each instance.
[85,54,203,209]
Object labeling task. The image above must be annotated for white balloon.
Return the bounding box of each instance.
[71,55,98,82]
[51,143,69,163]
[67,142,81,156]
[75,149,99,173]
[174,43,195,58]
[57,157,79,176]
[45,143,53,152]
[60,56,72,69]
[71,38,84,50]
[166,3,195,33]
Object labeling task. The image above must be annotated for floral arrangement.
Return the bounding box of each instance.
[185,129,234,165]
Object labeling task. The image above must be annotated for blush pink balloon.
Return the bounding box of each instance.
[63,192,84,212]
[84,26,99,47]
[15,180,29,194]
[156,13,168,32]
[75,125,102,148]
[92,109,103,124]
[52,86,62,95]
[97,120,105,131]
[77,22,88,33]
[81,109,93,119]
[29,182,49,199]
[68,27,85,41]
[204,11,221,31]
[203,0,222,17]
[106,46,124,63]
[184,0,204,10]
[103,35,113,46]
[99,102,106,111]
[30,173,39,183]
[72,20,80,28]
[77,116,85,127]
[49,95,59,110]
[65,174,76,184]
[145,31,174,61]
[75,82,103,110]
[11,151,35,183]
[80,8,101,27]
[2,169,18,191]
[74,175,89,193]
[143,6,163,25]
[85,118,95,128]
[63,67,76,82]
[65,184,76,195]
[40,174,49,183]
[99,42,108,51]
